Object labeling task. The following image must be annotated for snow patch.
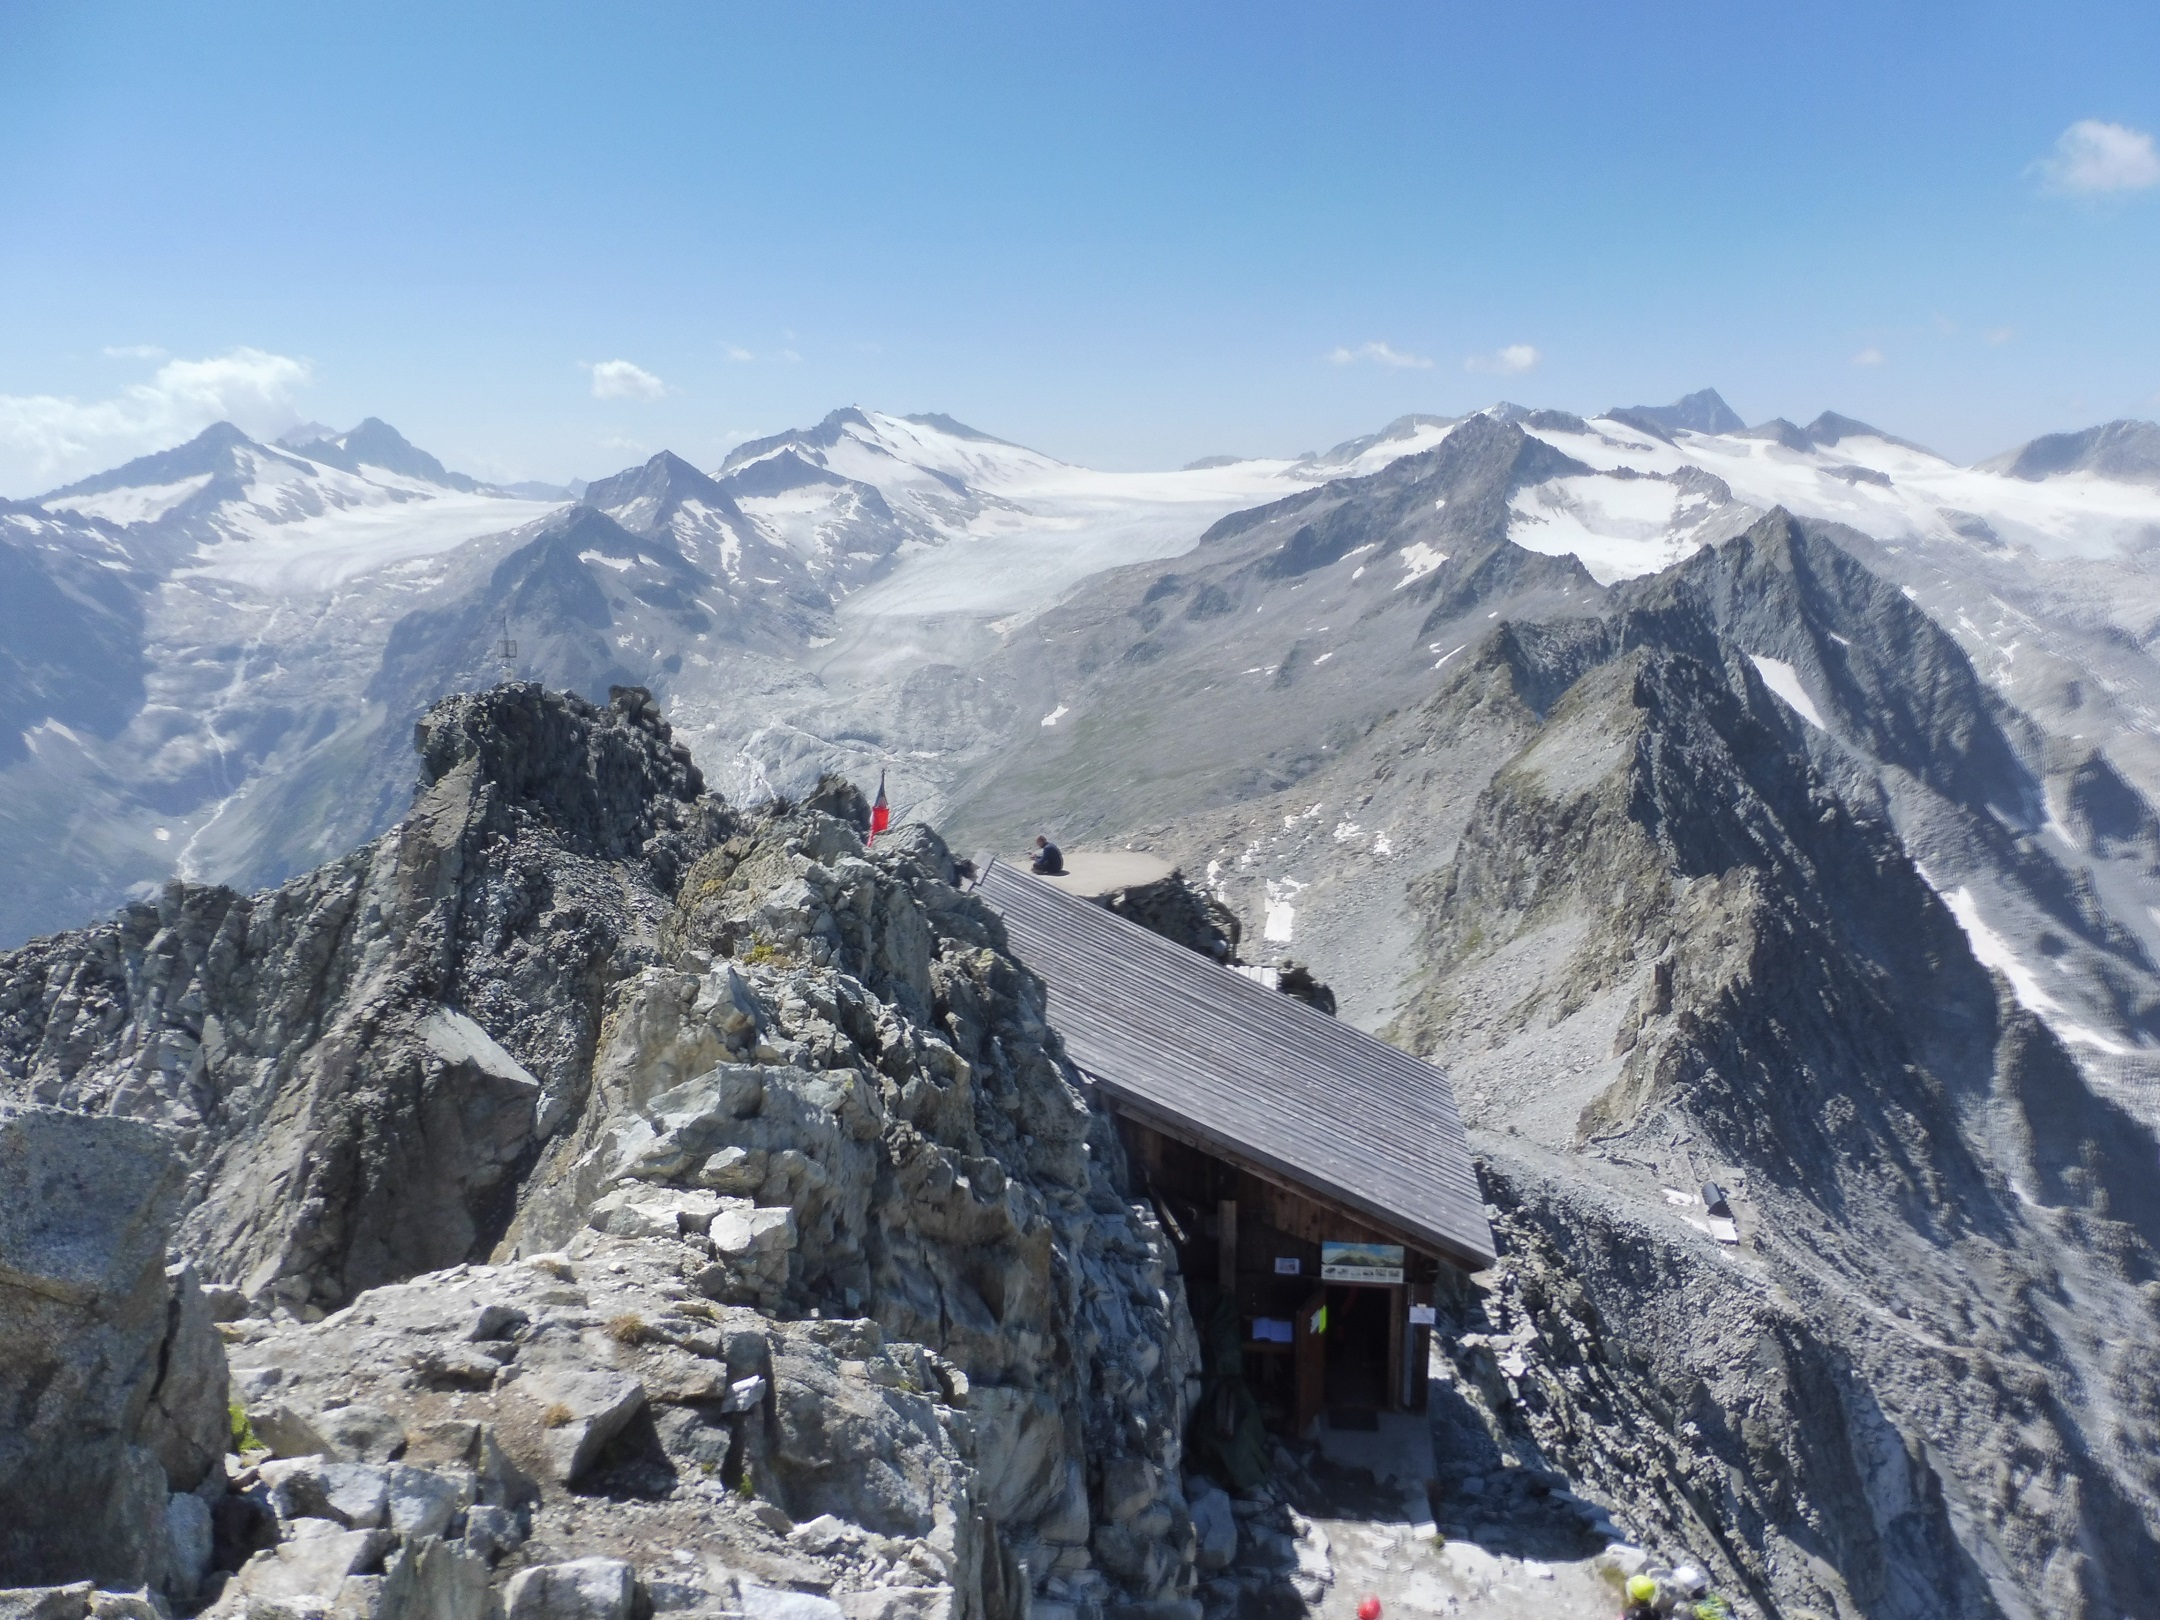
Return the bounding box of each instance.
[1263,877,1305,943]
[1507,475,1716,582]
[1748,655,1827,729]
[579,550,635,572]
[46,474,214,526]
[1394,542,1448,588]
[1040,705,1070,728]
[1933,882,2060,1015]
[1922,880,2132,1054]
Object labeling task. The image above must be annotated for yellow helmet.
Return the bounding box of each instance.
[1626,1574,1660,1604]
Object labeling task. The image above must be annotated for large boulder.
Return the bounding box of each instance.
[0,1105,228,1591]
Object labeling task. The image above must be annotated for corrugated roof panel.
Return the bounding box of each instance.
[970,857,1495,1271]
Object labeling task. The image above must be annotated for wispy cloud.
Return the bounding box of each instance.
[1984,326,2015,346]
[2034,120,2160,194]
[724,347,755,363]
[1463,344,1540,375]
[0,346,310,491]
[1851,346,1887,367]
[101,343,168,360]
[586,359,668,400]
[1327,341,1433,371]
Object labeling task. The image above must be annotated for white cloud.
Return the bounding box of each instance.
[1464,343,1540,375]
[724,347,756,362]
[1327,341,1433,371]
[587,359,668,400]
[1852,346,1887,367]
[1984,326,2015,346]
[0,346,311,492]
[2035,120,2160,194]
[101,343,167,360]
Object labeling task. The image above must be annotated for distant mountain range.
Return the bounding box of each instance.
[3,388,2159,973]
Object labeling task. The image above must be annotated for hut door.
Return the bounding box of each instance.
[1292,1287,1327,1437]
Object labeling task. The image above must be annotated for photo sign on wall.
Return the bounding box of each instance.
[1320,1241,1404,1283]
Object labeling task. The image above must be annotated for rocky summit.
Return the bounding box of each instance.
[0,685,1199,1620]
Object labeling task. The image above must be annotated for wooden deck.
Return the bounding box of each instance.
[969,856,1495,1272]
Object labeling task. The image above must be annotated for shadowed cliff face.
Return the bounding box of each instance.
[0,683,732,1310]
[1385,565,2160,1619]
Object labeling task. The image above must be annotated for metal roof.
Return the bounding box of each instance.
[970,856,1495,1271]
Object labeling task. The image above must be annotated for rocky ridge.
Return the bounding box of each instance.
[0,685,1202,1620]
[1017,504,2160,1616]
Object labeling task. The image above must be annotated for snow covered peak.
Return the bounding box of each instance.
[718,406,1067,496]
[582,449,818,596]
[283,418,487,493]
[42,420,271,503]
[38,421,317,529]
[36,420,561,587]
[1500,400,2160,575]
[584,449,740,523]
[1299,414,1462,478]
[697,407,1074,591]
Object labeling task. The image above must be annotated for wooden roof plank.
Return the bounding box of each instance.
[970,856,1496,1270]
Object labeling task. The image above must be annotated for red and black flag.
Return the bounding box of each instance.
[869,769,890,844]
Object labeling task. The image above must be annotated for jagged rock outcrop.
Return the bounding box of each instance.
[0,683,729,1314]
[0,1105,229,1596]
[504,799,1200,1617]
[1095,873,1240,965]
[0,686,1202,1620]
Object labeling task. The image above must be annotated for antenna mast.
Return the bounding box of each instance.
[495,614,518,672]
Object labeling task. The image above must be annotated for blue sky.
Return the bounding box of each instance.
[1,0,2156,490]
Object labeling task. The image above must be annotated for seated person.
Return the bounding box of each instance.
[1031,835,1065,876]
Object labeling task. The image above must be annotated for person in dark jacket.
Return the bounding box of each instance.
[1031,835,1065,875]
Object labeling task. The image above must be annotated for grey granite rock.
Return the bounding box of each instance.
[0,1106,228,1592]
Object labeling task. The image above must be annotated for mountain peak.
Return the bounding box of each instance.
[1803,410,1882,446]
[899,412,1018,446]
[1606,388,1746,438]
[286,418,482,492]
[1983,419,2160,486]
[1804,411,1941,460]
[581,449,739,521]
[40,420,269,501]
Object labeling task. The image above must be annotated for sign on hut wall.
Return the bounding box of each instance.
[1320,1241,1405,1283]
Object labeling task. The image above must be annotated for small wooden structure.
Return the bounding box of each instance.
[969,856,1494,1435]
